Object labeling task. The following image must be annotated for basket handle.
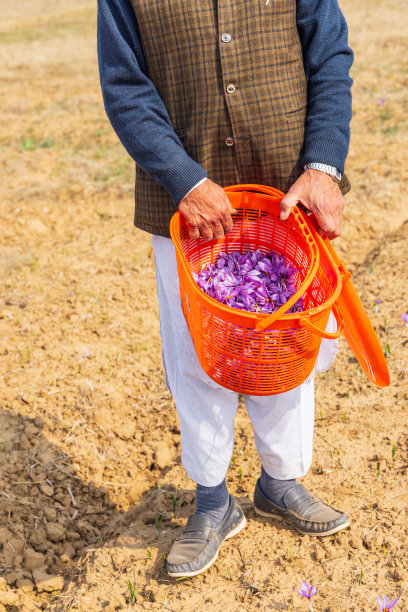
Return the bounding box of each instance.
[224,184,284,199]
[255,261,318,332]
[299,303,344,340]
[224,182,305,227]
[224,184,320,333]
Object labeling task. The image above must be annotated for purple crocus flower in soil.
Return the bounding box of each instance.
[296,581,317,610]
[401,313,408,324]
[377,595,399,611]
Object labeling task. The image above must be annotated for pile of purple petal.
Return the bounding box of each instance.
[193,249,304,314]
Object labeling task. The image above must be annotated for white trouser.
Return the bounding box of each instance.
[152,235,337,487]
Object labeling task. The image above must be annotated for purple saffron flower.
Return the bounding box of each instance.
[376,299,382,304]
[377,595,399,611]
[401,313,408,324]
[195,249,303,315]
[378,98,386,105]
[296,581,317,601]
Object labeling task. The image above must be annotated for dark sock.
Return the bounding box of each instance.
[260,466,297,508]
[195,479,230,528]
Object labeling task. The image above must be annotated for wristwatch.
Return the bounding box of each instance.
[304,162,342,184]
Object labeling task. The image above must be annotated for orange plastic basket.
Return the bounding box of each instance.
[169,184,344,395]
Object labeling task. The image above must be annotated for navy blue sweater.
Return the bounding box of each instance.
[97,0,353,204]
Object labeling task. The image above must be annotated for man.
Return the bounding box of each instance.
[97,0,353,578]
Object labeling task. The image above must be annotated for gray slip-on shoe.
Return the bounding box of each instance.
[254,480,350,537]
[166,496,247,578]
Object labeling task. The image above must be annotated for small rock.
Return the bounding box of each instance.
[0,591,19,606]
[23,548,46,571]
[40,483,54,497]
[44,507,57,521]
[32,569,64,593]
[0,577,6,590]
[59,554,70,564]
[154,445,173,470]
[45,522,66,542]
[16,578,34,593]
[160,512,172,521]
[4,571,23,586]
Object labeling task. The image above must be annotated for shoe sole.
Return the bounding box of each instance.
[167,514,247,578]
[254,507,350,537]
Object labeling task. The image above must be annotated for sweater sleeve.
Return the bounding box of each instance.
[296,0,354,174]
[97,0,207,204]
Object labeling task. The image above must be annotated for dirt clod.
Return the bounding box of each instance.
[40,483,54,497]
[32,569,64,593]
[23,548,46,571]
[153,445,174,470]
[45,523,66,542]
[16,578,35,593]
[0,591,19,606]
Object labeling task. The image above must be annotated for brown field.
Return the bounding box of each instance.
[0,1,407,610]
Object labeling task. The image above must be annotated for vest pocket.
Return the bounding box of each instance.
[284,106,307,121]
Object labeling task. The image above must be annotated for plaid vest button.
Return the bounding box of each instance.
[221,33,232,43]
[225,137,234,146]
[226,84,236,94]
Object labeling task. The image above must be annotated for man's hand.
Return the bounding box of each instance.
[280,169,345,239]
[178,178,234,241]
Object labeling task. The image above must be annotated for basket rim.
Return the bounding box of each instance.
[170,189,342,323]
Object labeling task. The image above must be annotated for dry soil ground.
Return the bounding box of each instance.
[0,1,407,610]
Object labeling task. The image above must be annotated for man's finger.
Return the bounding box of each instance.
[222,217,233,235]
[187,225,200,240]
[210,220,225,240]
[280,192,300,220]
[199,224,214,241]
[313,213,341,239]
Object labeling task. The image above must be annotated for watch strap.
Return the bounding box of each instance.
[304,162,342,183]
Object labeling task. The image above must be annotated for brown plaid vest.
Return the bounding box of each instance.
[130,0,349,237]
